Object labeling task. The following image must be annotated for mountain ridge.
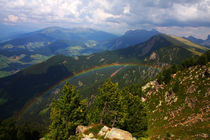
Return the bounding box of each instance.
[99,29,160,50]
[0,33,208,120]
[184,35,210,48]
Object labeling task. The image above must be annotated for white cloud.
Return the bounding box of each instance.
[0,0,210,36]
[171,3,201,22]
[4,15,19,23]
[123,5,130,14]
[92,9,121,23]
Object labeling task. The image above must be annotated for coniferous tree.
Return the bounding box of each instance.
[87,79,148,137]
[87,79,122,127]
[47,82,87,140]
[121,86,148,137]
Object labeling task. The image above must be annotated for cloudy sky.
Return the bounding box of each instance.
[0,0,210,39]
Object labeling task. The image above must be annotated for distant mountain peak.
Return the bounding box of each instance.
[124,29,159,36]
[207,35,210,40]
[101,29,160,50]
[187,35,197,39]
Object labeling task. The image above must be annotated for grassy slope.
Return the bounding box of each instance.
[166,35,208,55]
[143,63,210,139]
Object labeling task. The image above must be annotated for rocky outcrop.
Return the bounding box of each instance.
[105,128,135,140]
[143,63,210,139]
[76,125,136,140]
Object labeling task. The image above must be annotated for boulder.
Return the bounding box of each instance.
[76,125,136,140]
[105,128,133,140]
[76,125,92,134]
[76,125,93,138]
[98,126,110,137]
[81,138,97,140]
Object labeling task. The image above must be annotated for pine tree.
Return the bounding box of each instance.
[47,82,87,140]
[87,79,148,137]
[120,86,148,138]
[87,79,122,127]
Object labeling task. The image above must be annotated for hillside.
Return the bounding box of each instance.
[0,34,208,120]
[39,51,210,139]
[142,62,210,139]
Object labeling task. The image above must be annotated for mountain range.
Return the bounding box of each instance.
[0,27,161,78]
[0,33,208,120]
[0,25,209,139]
[184,35,210,48]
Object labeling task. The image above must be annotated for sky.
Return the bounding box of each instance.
[0,0,210,39]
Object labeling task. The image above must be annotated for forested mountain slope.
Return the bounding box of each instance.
[0,34,208,120]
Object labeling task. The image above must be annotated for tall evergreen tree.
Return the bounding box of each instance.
[120,86,148,137]
[87,79,148,137]
[87,79,122,127]
[47,82,87,140]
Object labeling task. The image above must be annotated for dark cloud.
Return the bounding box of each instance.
[0,0,209,37]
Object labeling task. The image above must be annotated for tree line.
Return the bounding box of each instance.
[157,50,210,84]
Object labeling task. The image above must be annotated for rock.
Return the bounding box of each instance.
[141,97,146,102]
[149,52,157,60]
[165,91,175,103]
[98,126,110,137]
[78,81,83,87]
[76,125,92,134]
[76,125,135,140]
[185,97,196,109]
[81,138,97,140]
[164,116,168,120]
[86,133,94,138]
[205,88,210,97]
[99,58,105,62]
[142,80,156,92]
[105,128,133,140]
